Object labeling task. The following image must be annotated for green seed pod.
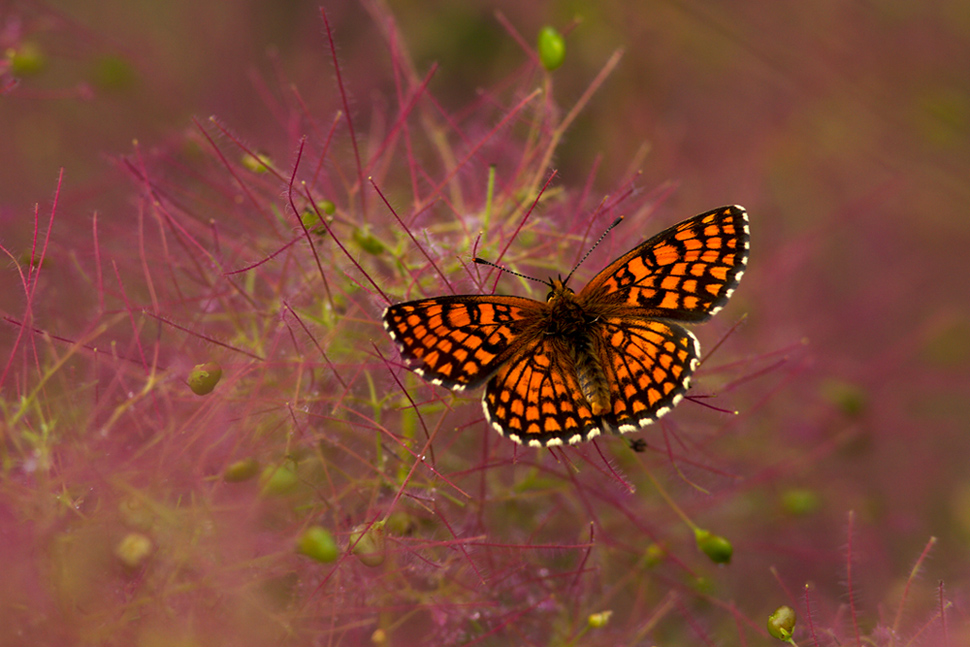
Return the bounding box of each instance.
[8,42,46,76]
[353,226,386,255]
[241,152,273,174]
[349,521,386,567]
[537,26,566,72]
[187,362,222,395]
[224,457,260,482]
[767,605,797,641]
[297,526,339,563]
[587,610,613,628]
[695,528,733,564]
[259,463,299,495]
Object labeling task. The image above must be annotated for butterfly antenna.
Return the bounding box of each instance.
[473,257,548,286]
[563,216,624,284]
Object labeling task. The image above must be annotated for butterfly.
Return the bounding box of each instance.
[383,206,749,447]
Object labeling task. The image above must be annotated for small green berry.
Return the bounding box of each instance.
[259,463,299,495]
[353,226,386,255]
[297,526,339,563]
[587,610,613,628]
[8,42,46,76]
[187,362,222,395]
[224,457,260,482]
[695,528,733,564]
[767,605,797,641]
[537,26,566,72]
[241,152,273,173]
[349,521,386,567]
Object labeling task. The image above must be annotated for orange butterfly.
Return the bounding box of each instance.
[384,206,749,447]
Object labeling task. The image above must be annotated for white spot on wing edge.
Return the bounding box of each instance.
[685,329,701,360]
[483,399,515,441]
[617,421,642,433]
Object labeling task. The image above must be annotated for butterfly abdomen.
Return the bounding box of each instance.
[571,336,611,417]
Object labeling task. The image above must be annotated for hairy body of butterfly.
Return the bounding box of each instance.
[383,206,749,447]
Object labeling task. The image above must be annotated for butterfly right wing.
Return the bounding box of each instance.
[594,317,701,433]
[581,206,749,322]
[383,295,544,391]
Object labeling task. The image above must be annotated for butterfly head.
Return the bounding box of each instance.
[546,276,575,303]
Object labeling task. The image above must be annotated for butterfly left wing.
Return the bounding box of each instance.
[582,205,749,321]
[383,295,543,391]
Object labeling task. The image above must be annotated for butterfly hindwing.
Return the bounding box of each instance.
[596,318,700,432]
[482,337,602,447]
[581,205,749,321]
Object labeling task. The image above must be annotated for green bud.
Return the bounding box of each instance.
[8,42,46,76]
[587,610,613,628]
[187,362,222,395]
[241,152,273,174]
[767,605,797,641]
[301,209,320,229]
[297,526,340,563]
[537,26,566,72]
[353,226,386,255]
[224,457,260,482]
[259,463,299,495]
[695,528,733,564]
[349,521,386,567]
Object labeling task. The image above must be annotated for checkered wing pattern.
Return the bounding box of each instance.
[482,337,598,446]
[582,205,749,321]
[382,295,543,390]
[598,318,700,433]
[482,319,700,446]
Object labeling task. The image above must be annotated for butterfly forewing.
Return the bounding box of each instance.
[582,205,749,321]
[382,295,543,390]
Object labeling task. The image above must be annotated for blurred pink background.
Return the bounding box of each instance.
[2,0,969,643]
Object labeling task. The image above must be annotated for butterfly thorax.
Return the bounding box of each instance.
[543,278,611,416]
[543,279,590,337]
